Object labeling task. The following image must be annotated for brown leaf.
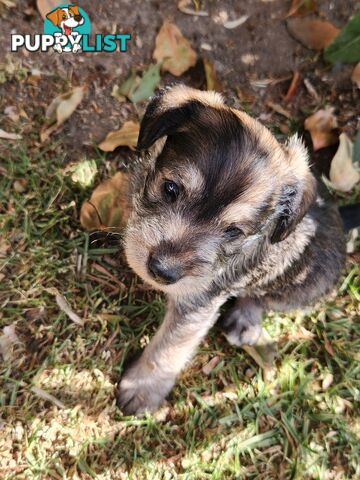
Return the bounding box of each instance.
[80,172,130,231]
[13,179,28,193]
[41,86,86,141]
[324,337,335,357]
[283,71,301,102]
[266,100,292,119]
[304,107,338,151]
[0,128,22,140]
[153,21,197,76]
[351,63,360,88]
[202,355,220,375]
[0,239,10,258]
[286,0,317,18]
[98,121,140,152]
[203,59,223,92]
[177,0,208,16]
[36,0,62,19]
[287,17,339,50]
[329,133,360,192]
[322,373,334,390]
[0,323,21,361]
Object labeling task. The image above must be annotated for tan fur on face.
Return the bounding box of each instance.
[146,164,205,203]
[162,164,205,196]
[231,110,313,187]
[124,213,217,296]
[221,164,275,228]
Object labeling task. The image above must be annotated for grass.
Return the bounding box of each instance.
[0,139,359,480]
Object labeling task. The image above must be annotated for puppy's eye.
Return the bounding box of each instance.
[163,181,179,203]
[62,14,67,19]
[224,225,244,240]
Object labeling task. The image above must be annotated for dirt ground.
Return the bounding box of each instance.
[0,0,358,161]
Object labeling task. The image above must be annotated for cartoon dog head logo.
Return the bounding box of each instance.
[44,4,91,53]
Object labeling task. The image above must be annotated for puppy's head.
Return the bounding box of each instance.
[125,85,316,296]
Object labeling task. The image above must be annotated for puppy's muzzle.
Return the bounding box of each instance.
[148,254,183,285]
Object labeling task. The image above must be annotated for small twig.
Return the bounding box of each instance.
[304,78,320,102]
[46,288,84,325]
[266,100,292,119]
[30,386,66,409]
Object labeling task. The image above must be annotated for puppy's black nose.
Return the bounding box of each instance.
[74,14,82,21]
[148,256,181,285]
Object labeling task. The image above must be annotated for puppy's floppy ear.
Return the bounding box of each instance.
[46,8,61,26]
[137,85,225,151]
[271,135,317,243]
[137,91,196,151]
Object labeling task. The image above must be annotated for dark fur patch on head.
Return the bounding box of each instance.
[148,101,269,222]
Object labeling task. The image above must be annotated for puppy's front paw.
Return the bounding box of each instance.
[116,362,174,415]
[224,323,262,346]
[222,308,262,347]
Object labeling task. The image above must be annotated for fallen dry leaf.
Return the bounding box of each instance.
[36,0,62,19]
[0,323,20,361]
[4,105,20,122]
[287,17,339,50]
[98,121,140,152]
[223,15,249,29]
[203,59,223,92]
[153,21,197,76]
[112,65,161,104]
[0,128,22,140]
[177,0,208,16]
[69,159,97,188]
[41,86,86,141]
[80,172,130,231]
[55,292,84,325]
[202,355,220,375]
[303,78,320,102]
[329,133,360,192]
[322,373,334,391]
[13,179,28,193]
[266,100,291,119]
[242,328,277,382]
[0,238,10,258]
[0,0,16,8]
[351,63,360,88]
[286,0,317,18]
[304,107,338,151]
[284,71,301,102]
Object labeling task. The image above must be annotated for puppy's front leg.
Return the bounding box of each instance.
[117,295,225,415]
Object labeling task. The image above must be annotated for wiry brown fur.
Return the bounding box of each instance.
[117,85,346,414]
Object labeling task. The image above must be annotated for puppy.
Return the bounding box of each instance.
[117,85,346,415]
